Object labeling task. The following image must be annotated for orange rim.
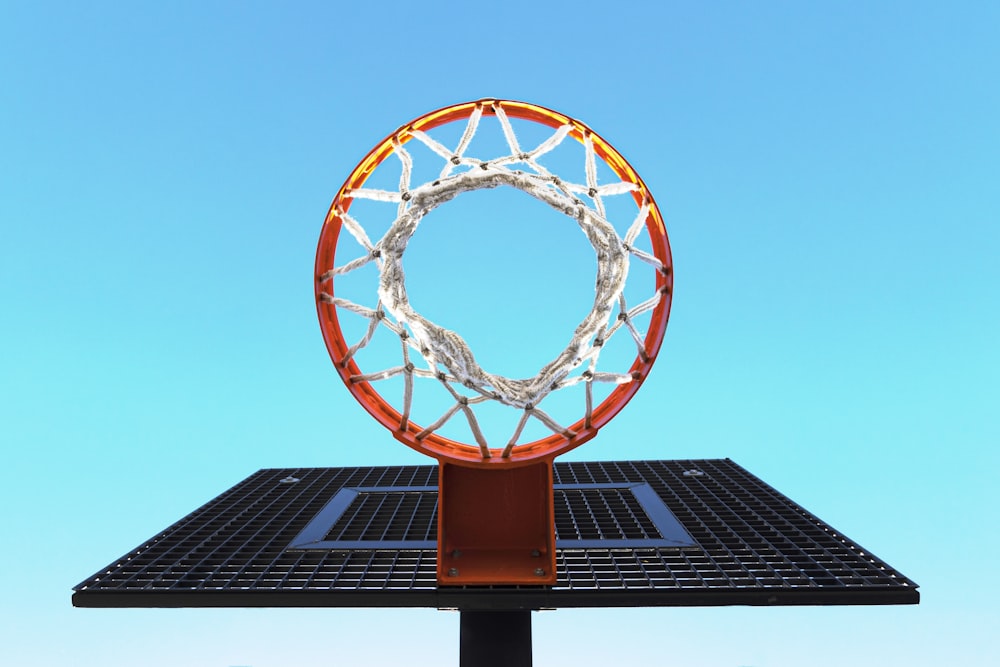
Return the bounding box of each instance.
[315,99,673,467]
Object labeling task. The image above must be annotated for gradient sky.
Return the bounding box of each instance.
[2,2,998,665]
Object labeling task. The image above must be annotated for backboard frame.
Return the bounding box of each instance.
[73,458,918,610]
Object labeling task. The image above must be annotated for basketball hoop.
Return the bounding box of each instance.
[315,99,672,584]
[316,99,672,466]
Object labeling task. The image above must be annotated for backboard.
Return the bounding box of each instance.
[73,458,918,609]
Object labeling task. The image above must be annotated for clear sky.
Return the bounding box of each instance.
[2,1,998,665]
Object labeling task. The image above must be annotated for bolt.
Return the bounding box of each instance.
[534,568,546,577]
[448,568,459,577]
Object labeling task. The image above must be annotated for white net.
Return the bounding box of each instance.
[318,103,668,458]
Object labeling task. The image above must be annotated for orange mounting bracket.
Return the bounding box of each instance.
[437,460,556,586]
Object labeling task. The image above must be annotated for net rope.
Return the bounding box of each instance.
[319,105,667,457]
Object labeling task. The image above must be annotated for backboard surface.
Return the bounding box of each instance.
[73,459,918,609]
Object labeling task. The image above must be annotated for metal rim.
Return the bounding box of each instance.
[315,99,673,466]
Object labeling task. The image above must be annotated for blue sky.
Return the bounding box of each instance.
[2,1,998,665]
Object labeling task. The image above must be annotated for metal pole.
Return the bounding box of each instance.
[459,610,532,667]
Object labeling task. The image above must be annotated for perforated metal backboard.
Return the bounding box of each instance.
[72,459,918,609]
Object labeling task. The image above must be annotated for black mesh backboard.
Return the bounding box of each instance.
[72,459,918,609]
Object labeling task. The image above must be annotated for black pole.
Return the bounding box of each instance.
[459,610,532,667]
